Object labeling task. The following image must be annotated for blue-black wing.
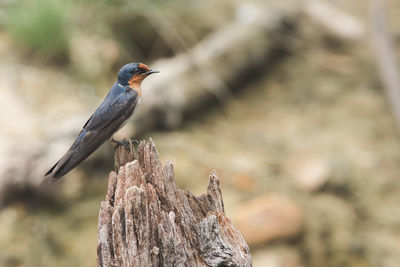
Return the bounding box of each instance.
[45,88,138,182]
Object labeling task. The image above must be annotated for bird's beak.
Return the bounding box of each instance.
[143,70,159,75]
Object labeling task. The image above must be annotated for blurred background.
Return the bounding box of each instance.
[1,0,400,266]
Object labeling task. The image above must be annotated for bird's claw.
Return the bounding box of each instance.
[111,138,130,150]
[131,139,140,145]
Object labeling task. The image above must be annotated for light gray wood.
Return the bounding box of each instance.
[97,139,252,267]
[369,0,400,128]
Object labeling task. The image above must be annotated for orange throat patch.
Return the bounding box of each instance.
[128,75,145,97]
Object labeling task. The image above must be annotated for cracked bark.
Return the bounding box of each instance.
[97,139,252,267]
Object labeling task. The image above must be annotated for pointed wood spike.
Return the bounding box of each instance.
[97,139,252,266]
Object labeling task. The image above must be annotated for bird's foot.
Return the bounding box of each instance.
[111,138,130,150]
[131,139,140,145]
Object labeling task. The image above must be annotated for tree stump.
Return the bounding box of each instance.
[97,139,252,267]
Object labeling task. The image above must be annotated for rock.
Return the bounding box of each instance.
[285,154,330,192]
[234,194,303,246]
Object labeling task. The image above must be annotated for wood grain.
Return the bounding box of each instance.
[97,139,252,267]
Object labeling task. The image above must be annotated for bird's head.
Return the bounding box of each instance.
[118,62,159,88]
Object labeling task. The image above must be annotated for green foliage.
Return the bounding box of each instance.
[5,0,69,61]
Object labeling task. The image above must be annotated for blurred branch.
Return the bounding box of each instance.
[134,3,296,132]
[369,0,400,128]
[144,3,236,108]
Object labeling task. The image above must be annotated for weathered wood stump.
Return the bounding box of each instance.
[97,139,252,267]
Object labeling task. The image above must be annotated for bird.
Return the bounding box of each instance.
[45,62,159,183]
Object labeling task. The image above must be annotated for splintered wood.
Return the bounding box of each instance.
[97,140,252,267]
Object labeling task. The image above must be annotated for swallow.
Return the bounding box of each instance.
[45,62,159,183]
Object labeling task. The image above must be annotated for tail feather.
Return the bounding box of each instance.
[45,129,108,183]
[45,160,59,177]
[45,113,126,182]
[46,152,74,183]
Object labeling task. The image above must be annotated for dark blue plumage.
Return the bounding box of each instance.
[45,62,158,182]
[118,63,140,86]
